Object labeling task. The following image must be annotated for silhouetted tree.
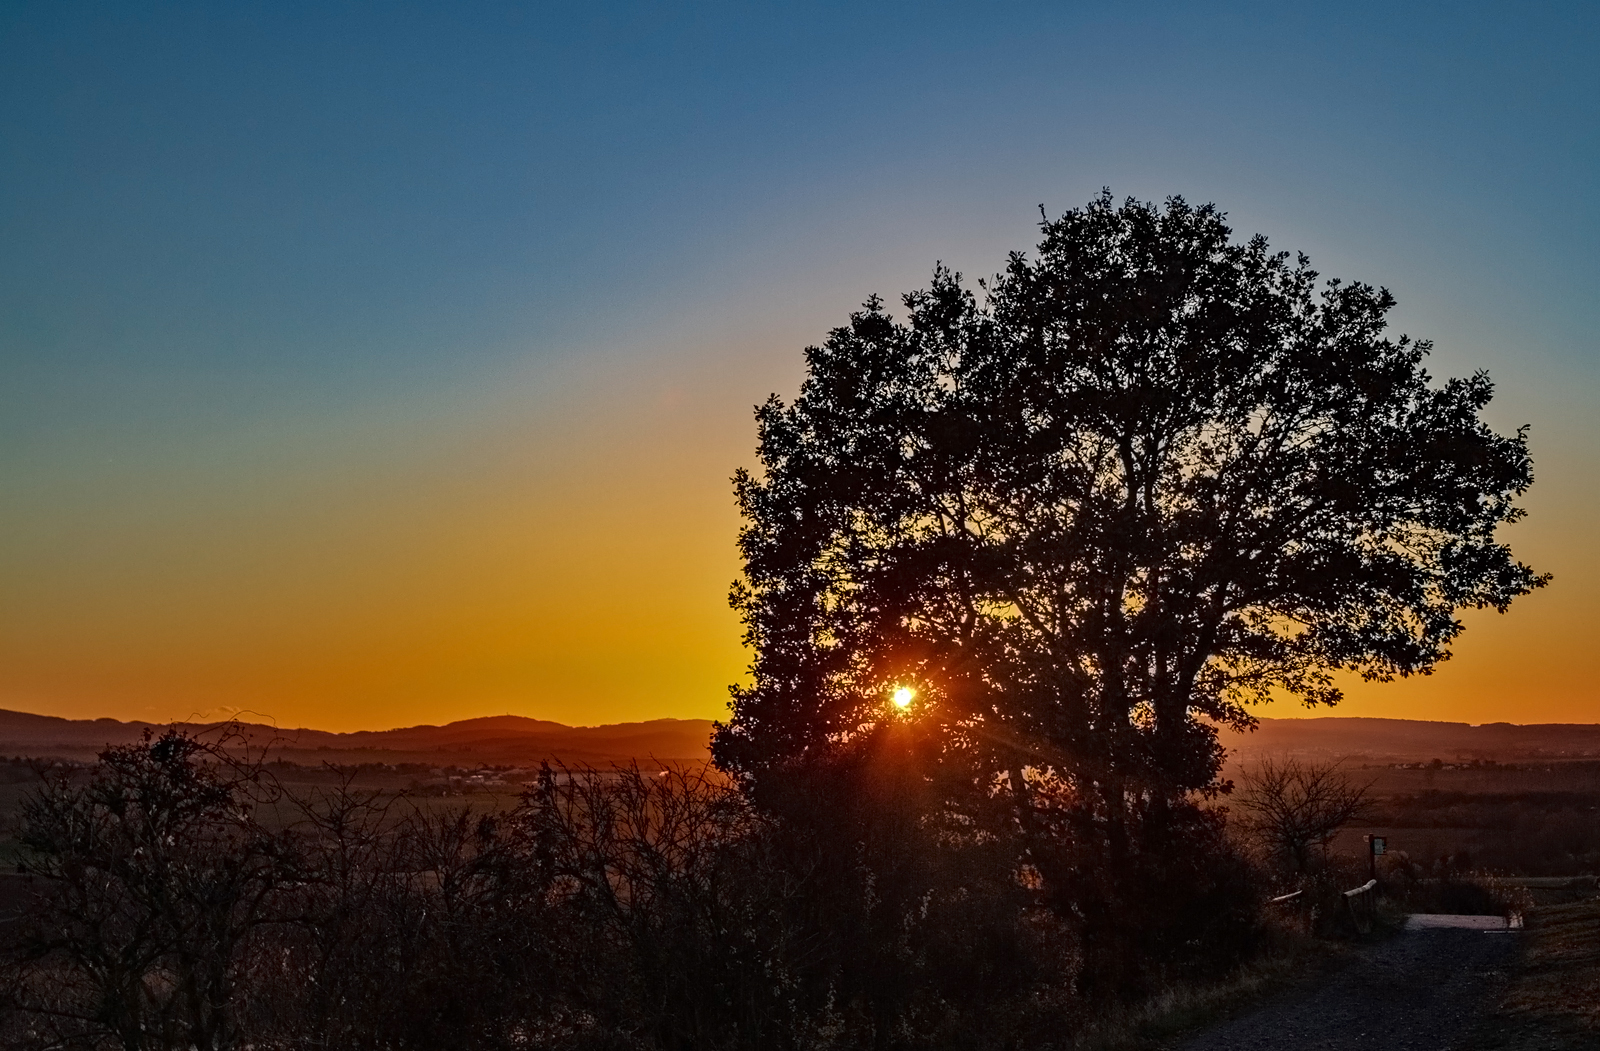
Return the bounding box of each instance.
[713,192,1545,972]
[1235,758,1373,874]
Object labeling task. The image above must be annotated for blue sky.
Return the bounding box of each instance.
[2,1,1596,729]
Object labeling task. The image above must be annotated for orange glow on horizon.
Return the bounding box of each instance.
[1,341,1593,734]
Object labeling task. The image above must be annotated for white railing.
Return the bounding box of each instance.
[1343,878,1378,933]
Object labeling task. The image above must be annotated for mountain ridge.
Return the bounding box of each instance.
[1221,716,1600,763]
[2,709,1596,767]
[0,709,716,766]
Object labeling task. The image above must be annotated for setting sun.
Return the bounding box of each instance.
[891,686,915,708]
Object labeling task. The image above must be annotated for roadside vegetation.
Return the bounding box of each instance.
[0,727,1530,1051]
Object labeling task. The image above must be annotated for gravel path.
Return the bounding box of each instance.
[1179,927,1518,1051]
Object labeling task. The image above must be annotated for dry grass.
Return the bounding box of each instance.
[1469,899,1600,1050]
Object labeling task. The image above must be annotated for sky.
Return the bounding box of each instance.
[1,1,1596,732]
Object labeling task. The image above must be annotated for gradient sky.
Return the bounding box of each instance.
[2,1,1596,732]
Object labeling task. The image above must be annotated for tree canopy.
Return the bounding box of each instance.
[712,193,1545,820]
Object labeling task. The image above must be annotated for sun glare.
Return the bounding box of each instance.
[891,686,915,708]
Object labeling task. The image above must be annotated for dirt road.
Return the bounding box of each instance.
[1179,925,1518,1051]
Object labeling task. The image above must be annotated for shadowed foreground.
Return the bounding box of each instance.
[1180,928,1516,1051]
[1466,901,1600,1051]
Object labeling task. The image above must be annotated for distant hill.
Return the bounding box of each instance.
[0,709,715,767]
[1220,717,1600,765]
[3,709,1596,770]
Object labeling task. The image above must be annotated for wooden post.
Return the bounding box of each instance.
[1364,834,1386,882]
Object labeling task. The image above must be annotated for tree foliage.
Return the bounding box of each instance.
[713,192,1545,822]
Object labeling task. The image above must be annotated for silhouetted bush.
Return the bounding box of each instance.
[1,729,293,1051]
[1397,873,1533,918]
[1028,799,1264,1001]
[1,730,1273,1050]
[726,728,1087,1049]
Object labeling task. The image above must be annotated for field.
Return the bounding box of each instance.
[0,755,538,874]
[4,745,1598,881]
[1321,761,1600,877]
